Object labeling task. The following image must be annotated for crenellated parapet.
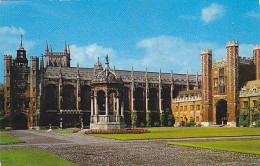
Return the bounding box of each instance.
[226,41,239,47]
[254,45,260,50]
[4,55,12,59]
[201,49,212,55]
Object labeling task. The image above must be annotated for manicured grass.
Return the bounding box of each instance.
[91,127,260,140]
[0,132,23,144]
[167,140,260,155]
[0,149,75,166]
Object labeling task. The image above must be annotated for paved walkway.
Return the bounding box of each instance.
[1,130,260,166]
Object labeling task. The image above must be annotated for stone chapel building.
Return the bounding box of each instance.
[3,38,259,129]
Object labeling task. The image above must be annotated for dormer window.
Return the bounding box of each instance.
[252,88,257,93]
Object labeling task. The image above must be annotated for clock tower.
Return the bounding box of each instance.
[14,35,28,66]
[4,35,40,129]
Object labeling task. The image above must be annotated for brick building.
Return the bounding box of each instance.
[172,42,260,127]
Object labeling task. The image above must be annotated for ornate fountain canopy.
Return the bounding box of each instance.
[91,54,122,84]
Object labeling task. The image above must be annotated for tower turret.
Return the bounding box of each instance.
[201,49,212,126]
[194,71,199,90]
[226,41,239,127]
[254,45,260,80]
[186,70,189,91]
[45,41,71,67]
[15,34,28,66]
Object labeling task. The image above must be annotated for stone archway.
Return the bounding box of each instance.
[162,86,171,111]
[97,90,106,115]
[149,88,158,111]
[108,89,118,115]
[135,87,145,126]
[149,88,159,126]
[135,87,144,111]
[122,87,131,126]
[45,84,58,110]
[13,113,28,130]
[80,85,91,126]
[216,99,227,125]
[63,84,76,110]
[80,85,91,111]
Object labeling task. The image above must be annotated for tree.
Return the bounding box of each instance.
[239,109,250,127]
[146,111,151,127]
[131,111,137,128]
[165,108,174,126]
[160,111,165,127]
[0,110,8,129]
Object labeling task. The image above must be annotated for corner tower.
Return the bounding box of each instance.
[226,41,239,127]
[254,45,260,80]
[201,49,212,127]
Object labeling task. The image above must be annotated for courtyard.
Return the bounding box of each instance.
[0,128,259,166]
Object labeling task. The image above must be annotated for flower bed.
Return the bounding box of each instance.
[84,128,150,134]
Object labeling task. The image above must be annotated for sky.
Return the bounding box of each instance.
[0,0,259,83]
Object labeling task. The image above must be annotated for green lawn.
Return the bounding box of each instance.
[91,127,260,140]
[0,149,75,166]
[0,132,23,144]
[167,140,260,155]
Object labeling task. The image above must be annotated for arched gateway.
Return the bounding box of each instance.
[90,55,125,129]
[216,99,227,125]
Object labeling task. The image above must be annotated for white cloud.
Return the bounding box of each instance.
[136,36,255,74]
[137,36,216,73]
[70,43,116,67]
[244,11,260,19]
[0,26,35,55]
[0,26,25,35]
[0,1,26,6]
[201,3,225,23]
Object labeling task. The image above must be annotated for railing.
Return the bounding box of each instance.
[172,96,202,103]
[60,110,82,114]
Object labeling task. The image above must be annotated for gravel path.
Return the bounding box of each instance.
[1,130,260,166]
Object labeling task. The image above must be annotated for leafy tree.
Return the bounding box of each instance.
[146,111,151,127]
[160,112,165,127]
[131,111,137,128]
[0,110,8,129]
[164,108,174,126]
[185,119,196,127]
[239,110,250,127]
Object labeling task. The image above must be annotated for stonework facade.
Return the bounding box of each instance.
[4,41,199,129]
[4,40,260,129]
[172,42,260,127]
[4,40,40,129]
[239,80,260,123]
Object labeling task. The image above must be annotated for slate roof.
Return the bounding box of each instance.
[44,66,201,85]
